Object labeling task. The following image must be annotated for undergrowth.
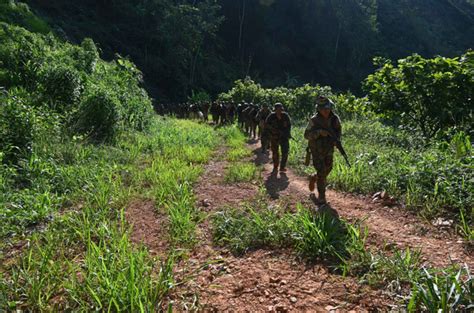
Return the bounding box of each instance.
[0,117,218,310]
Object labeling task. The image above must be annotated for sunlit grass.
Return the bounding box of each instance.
[224,162,259,183]
[0,117,218,310]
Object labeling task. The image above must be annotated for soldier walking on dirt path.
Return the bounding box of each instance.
[265,103,292,172]
[257,105,271,153]
[304,97,342,204]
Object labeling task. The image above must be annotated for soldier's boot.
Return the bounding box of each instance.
[316,183,327,204]
[280,152,288,172]
[309,174,317,192]
[273,159,279,172]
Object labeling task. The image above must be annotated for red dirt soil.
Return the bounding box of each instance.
[246,141,473,270]
[125,140,472,312]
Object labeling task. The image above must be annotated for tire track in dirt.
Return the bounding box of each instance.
[247,141,473,270]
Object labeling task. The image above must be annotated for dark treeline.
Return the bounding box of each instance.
[26,0,474,101]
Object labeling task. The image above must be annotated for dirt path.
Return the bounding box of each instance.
[247,141,473,270]
[167,144,394,311]
[126,137,472,311]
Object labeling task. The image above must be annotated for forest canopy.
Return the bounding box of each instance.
[25,0,474,101]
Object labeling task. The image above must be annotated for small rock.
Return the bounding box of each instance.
[275,304,288,312]
[290,296,297,303]
[270,277,281,284]
[202,199,211,207]
[380,191,388,199]
[372,191,382,199]
[264,290,271,297]
[233,284,244,293]
[280,280,287,285]
[432,218,453,227]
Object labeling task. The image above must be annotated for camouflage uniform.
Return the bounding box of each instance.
[304,111,341,202]
[266,110,291,170]
[257,107,271,152]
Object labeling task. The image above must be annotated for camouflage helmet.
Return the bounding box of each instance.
[316,96,334,110]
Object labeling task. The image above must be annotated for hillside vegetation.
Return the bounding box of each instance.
[1,1,473,311]
[25,0,474,100]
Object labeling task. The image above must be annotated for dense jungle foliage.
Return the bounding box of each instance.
[1,1,473,311]
[24,0,474,101]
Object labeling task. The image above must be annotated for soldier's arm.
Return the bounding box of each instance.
[265,114,274,131]
[286,114,292,135]
[304,120,315,140]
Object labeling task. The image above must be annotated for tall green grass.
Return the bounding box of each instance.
[218,125,260,183]
[0,117,218,310]
[212,203,366,263]
[224,162,259,183]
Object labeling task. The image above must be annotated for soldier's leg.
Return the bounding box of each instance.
[310,153,323,192]
[261,132,269,153]
[270,138,280,171]
[316,153,333,203]
[279,138,289,171]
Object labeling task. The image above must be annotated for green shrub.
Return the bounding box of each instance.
[364,52,474,138]
[0,88,35,163]
[79,38,99,74]
[39,64,82,112]
[0,0,50,34]
[75,88,120,142]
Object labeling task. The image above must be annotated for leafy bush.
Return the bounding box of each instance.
[0,0,50,34]
[0,88,36,163]
[364,52,474,138]
[74,88,120,142]
[39,64,82,113]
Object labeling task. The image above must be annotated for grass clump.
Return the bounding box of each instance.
[227,147,251,161]
[213,204,366,263]
[408,266,473,312]
[224,162,259,183]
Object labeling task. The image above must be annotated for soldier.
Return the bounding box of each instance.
[265,103,291,172]
[257,104,271,153]
[202,101,210,122]
[237,102,248,129]
[304,97,342,204]
[210,101,221,125]
[242,103,258,138]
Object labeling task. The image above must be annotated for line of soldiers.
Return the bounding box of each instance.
[237,97,345,205]
[157,101,238,125]
[159,96,345,205]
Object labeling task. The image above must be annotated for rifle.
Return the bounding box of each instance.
[326,129,351,168]
[310,128,351,168]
